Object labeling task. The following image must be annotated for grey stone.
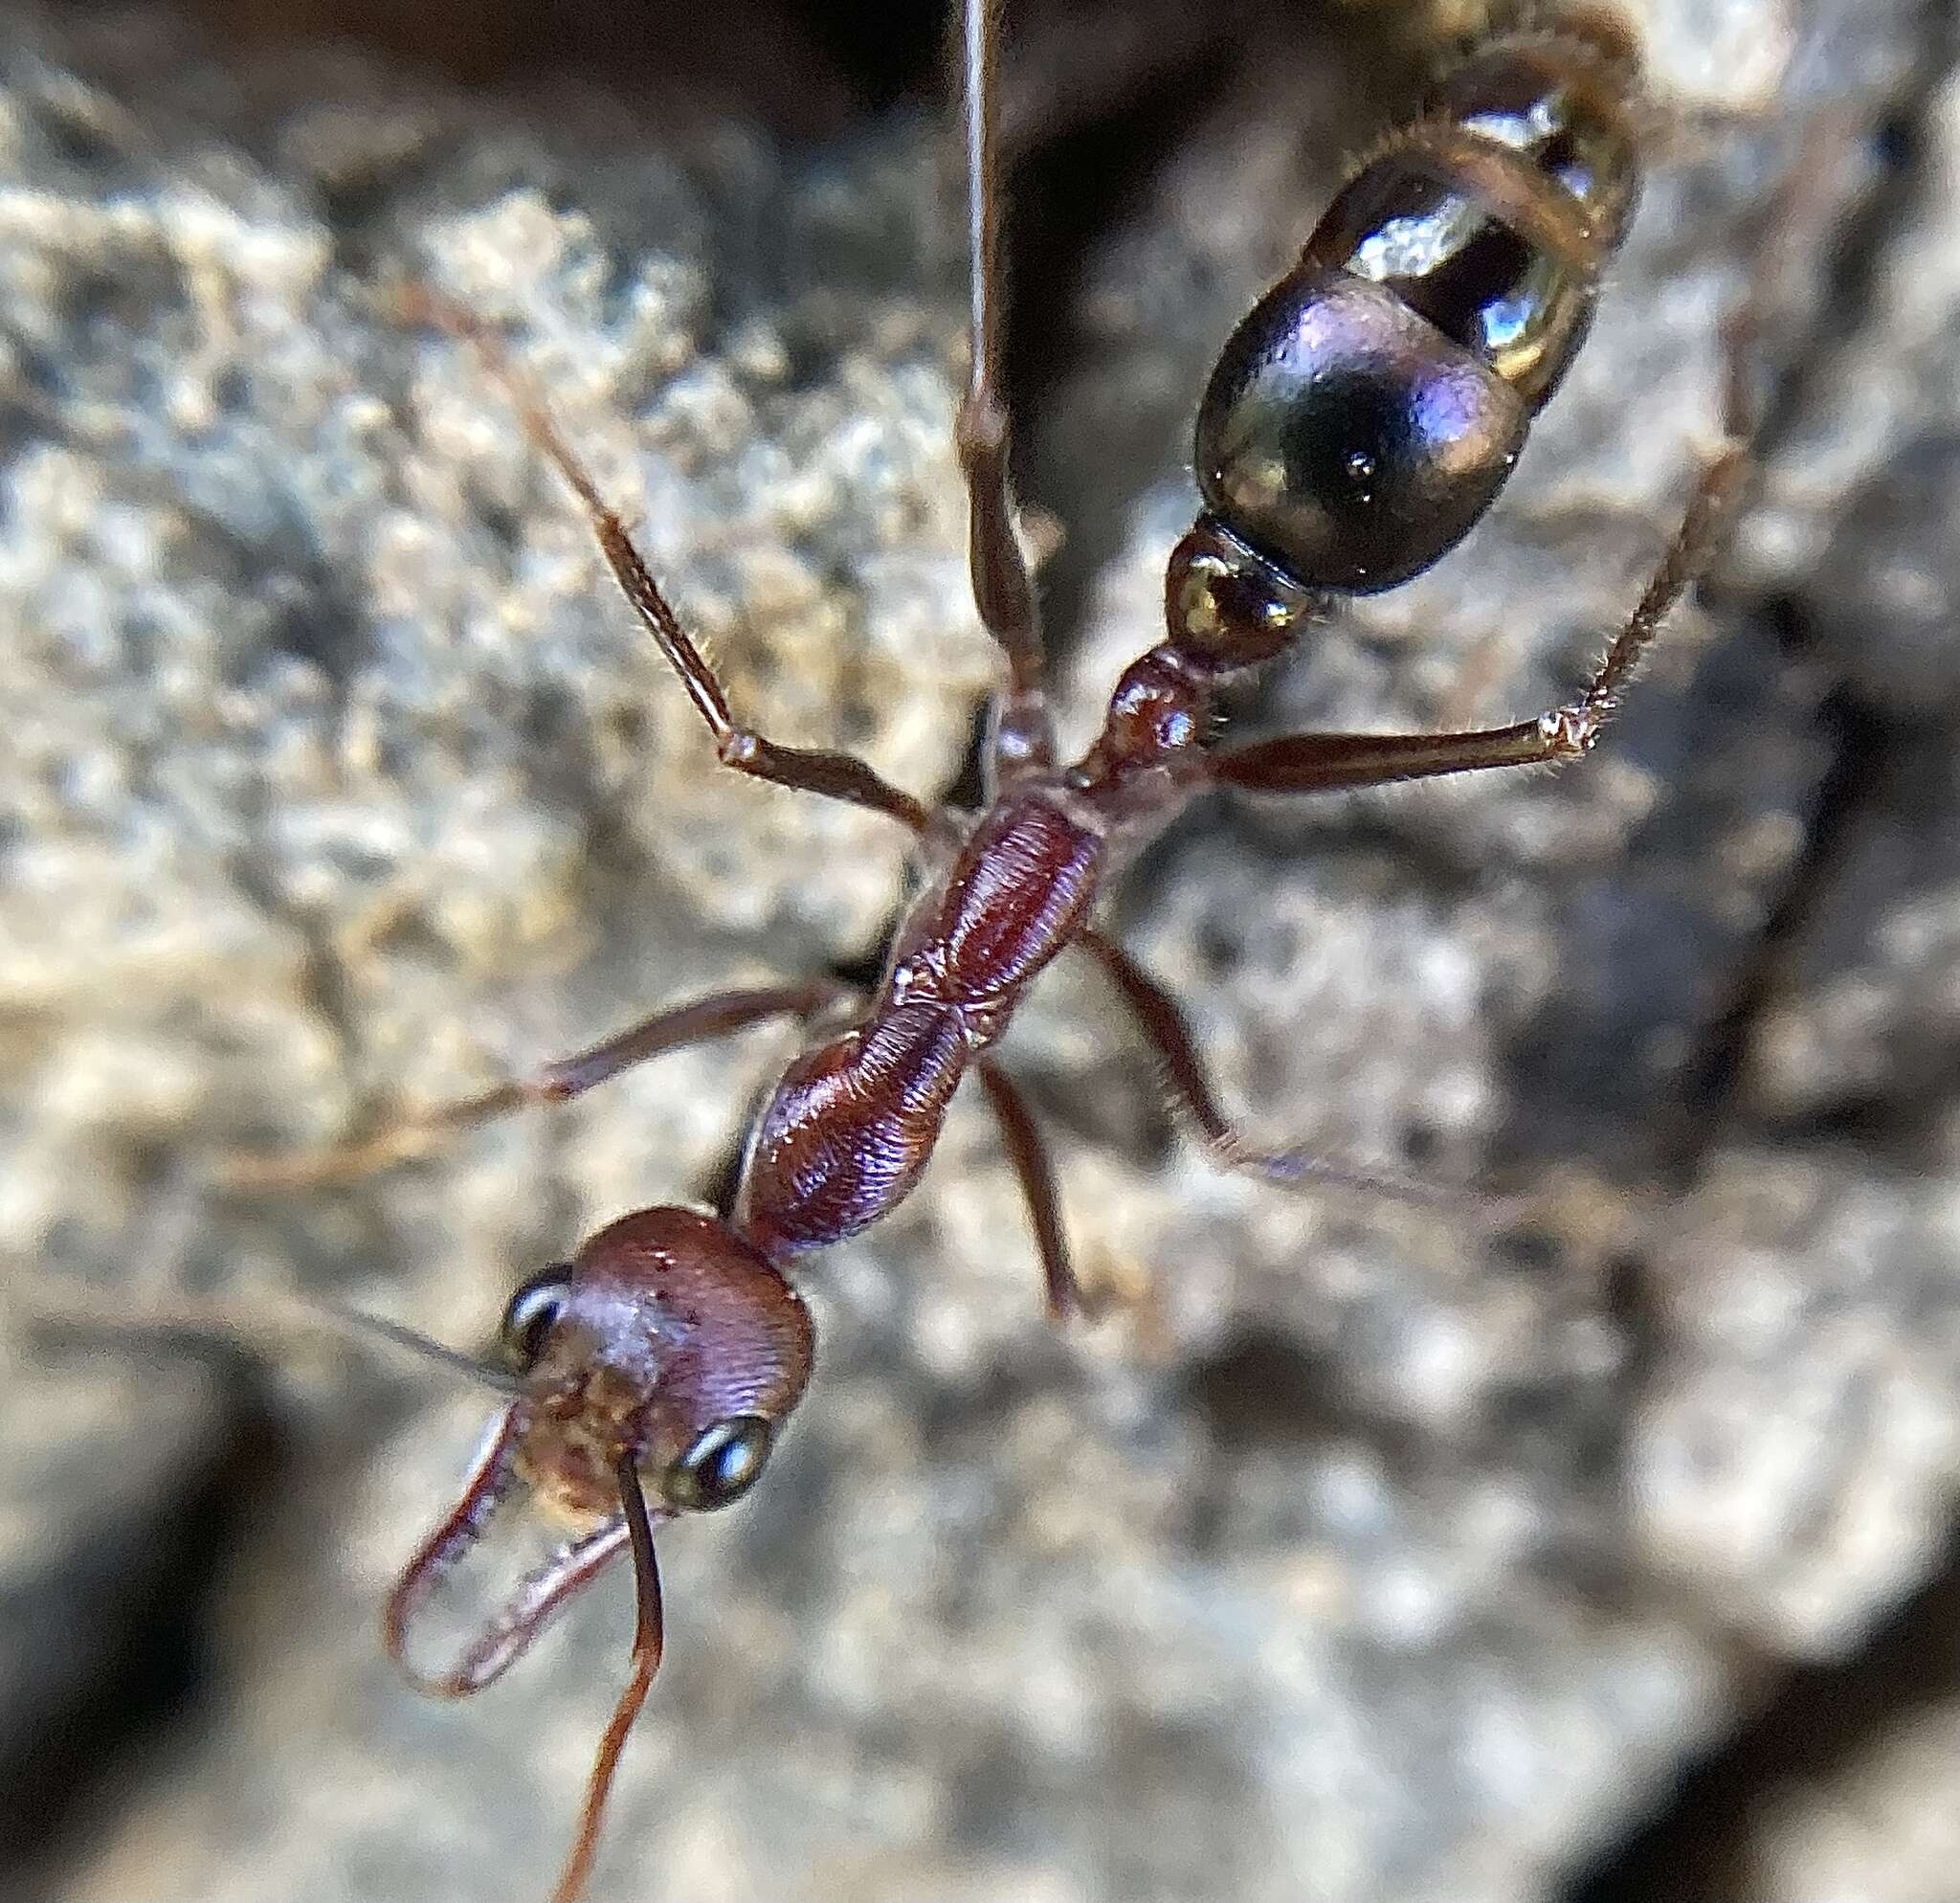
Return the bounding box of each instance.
[1,3,1954,1903]
[0,1327,262,1871]
[1634,1147,1960,1656]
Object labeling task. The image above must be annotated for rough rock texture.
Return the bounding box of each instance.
[4,2,1959,1902]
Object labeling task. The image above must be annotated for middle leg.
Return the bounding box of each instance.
[401,286,930,835]
[1207,446,1748,798]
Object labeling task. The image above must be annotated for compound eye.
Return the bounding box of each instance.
[501,1265,572,1371]
[665,1415,774,1512]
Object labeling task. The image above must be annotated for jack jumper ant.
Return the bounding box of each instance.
[232,4,1750,1899]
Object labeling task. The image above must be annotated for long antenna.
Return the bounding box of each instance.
[20,1280,523,1395]
[548,1459,666,1903]
[308,1294,524,1395]
[954,0,1047,706]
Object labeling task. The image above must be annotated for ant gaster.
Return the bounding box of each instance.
[256,4,1748,1898]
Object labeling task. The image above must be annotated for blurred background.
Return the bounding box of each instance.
[5,0,1960,1899]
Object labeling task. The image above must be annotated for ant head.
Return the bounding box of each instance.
[383,1203,813,1704]
[382,1207,811,1901]
[502,1205,813,1524]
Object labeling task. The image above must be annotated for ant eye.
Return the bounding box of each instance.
[501,1265,572,1370]
[665,1415,773,1512]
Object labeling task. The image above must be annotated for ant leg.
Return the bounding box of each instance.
[401,287,929,835]
[220,977,851,1189]
[1208,445,1748,797]
[975,1057,1083,1318]
[1078,929,1503,1216]
[953,0,1057,785]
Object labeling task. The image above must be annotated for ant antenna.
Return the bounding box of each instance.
[549,1458,666,1903]
[19,1278,523,1398]
[305,1295,525,1397]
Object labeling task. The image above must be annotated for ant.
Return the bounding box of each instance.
[233,3,1749,1898]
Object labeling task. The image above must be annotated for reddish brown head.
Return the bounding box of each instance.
[383,1204,812,1903]
[506,1204,813,1523]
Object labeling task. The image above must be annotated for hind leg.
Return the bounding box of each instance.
[219,977,850,1189]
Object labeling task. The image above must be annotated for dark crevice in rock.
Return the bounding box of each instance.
[1746,0,1959,469]
[992,55,1231,660]
[1635,0,1960,1170]
[9,1344,284,1903]
[1657,668,1888,1175]
[1180,1328,1355,1456]
[1561,1520,1960,1903]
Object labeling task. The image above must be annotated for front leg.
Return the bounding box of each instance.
[401,285,931,834]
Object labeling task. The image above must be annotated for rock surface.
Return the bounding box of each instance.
[4,3,1958,1902]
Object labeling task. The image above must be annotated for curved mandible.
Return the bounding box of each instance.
[382,1403,637,1698]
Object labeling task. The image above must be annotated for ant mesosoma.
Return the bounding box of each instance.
[242,4,1749,1898]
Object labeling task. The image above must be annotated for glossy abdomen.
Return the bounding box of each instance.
[1193,22,1641,593]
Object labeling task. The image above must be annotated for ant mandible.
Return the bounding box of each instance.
[245,3,1749,1898]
